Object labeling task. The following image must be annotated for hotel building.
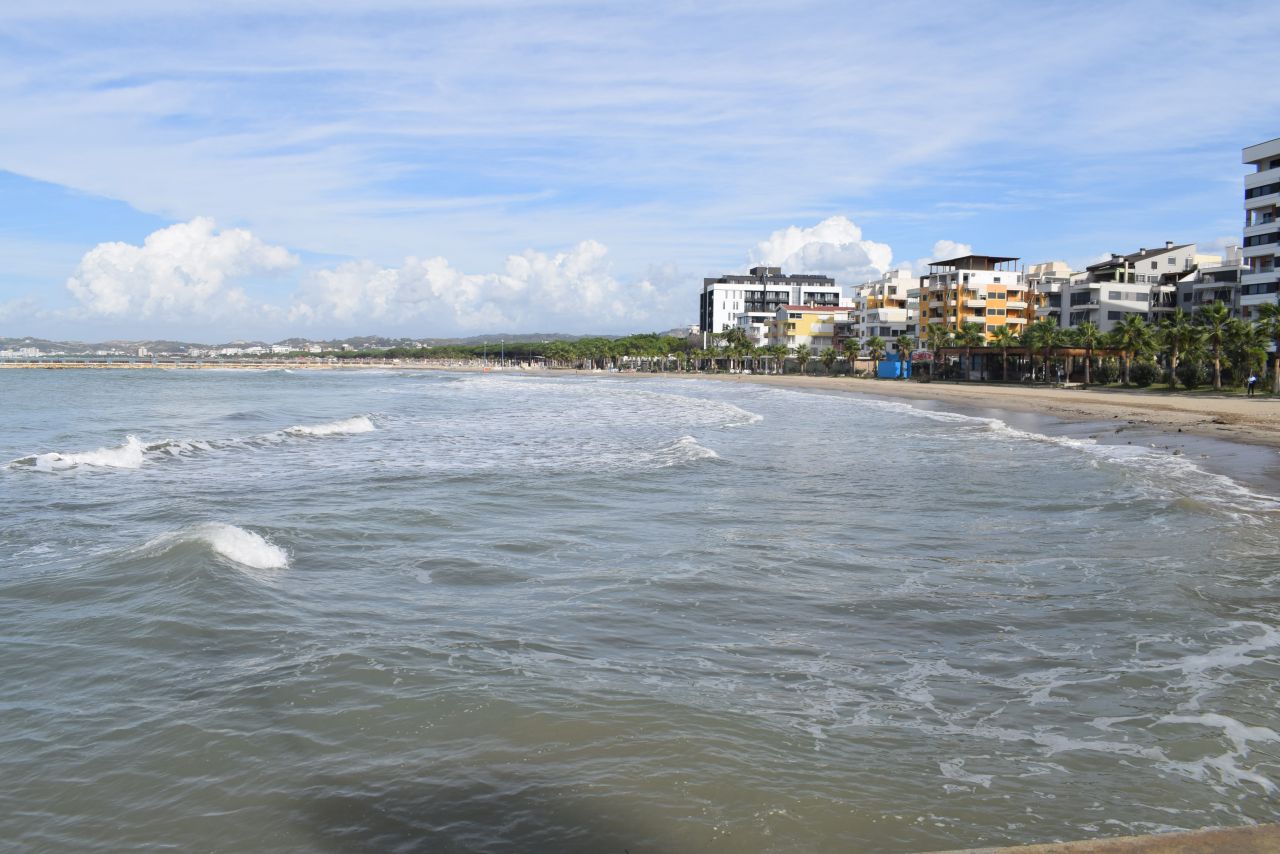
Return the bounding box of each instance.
[1242,137,1280,320]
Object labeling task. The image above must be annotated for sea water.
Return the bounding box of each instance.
[1,368,1278,852]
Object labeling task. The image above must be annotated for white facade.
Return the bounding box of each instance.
[1242,137,1280,319]
[848,269,917,344]
[699,266,845,335]
[1026,260,1073,328]
[1065,242,1200,333]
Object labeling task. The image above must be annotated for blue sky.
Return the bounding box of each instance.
[1,0,1277,341]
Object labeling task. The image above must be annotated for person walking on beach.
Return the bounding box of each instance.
[1247,373,1258,397]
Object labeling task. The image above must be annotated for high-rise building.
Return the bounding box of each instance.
[699,267,842,336]
[1242,138,1280,320]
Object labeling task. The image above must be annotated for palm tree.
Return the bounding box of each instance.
[955,322,985,382]
[769,344,790,375]
[989,325,1019,382]
[820,347,838,375]
[1073,320,1101,385]
[1022,319,1061,383]
[1158,309,1199,388]
[1110,314,1153,386]
[1256,302,1280,395]
[924,323,951,380]
[1225,318,1269,388]
[895,334,916,380]
[865,335,887,379]
[1195,301,1231,390]
[795,344,812,375]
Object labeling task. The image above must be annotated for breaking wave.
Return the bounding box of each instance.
[139,523,290,572]
[281,415,376,437]
[10,435,147,471]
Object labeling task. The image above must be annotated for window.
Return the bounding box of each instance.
[1182,292,1193,303]
[1109,291,1123,300]
[1150,261,1158,270]
[1167,256,1176,265]
[789,313,801,319]
[1107,311,1124,320]
[993,276,1002,283]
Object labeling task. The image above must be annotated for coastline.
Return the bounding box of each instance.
[666,372,1280,454]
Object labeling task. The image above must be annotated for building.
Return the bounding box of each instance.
[911,254,1029,341]
[1177,245,1243,316]
[769,305,853,354]
[1064,242,1202,333]
[699,266,843,337]
[1243,137,1280,320]
[843,269,917,348]
[1026,261,1073,328]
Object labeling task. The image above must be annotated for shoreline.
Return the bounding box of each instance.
[666,372,1280,453]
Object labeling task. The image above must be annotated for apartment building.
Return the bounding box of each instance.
[911,254,1029,341]
[1026,260,1073,328]
[1243,137,1280,319]
[1177,245,1243,316]
[699,266,843,336]
[769,305,853,354]
[1064,242,1201,333]
[843,269,917,346]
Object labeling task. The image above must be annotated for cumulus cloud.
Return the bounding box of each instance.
[289,240,678,332]
[748,216,893,284]
[66,217,297,318]
[911,239,974,273]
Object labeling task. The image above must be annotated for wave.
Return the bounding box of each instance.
[648,435,720,468]
[139,523,290,572]
[9,414,376,473]
[281,415,376,437]
[10,435,147,471]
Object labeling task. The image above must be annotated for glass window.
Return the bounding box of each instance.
[1151,261,1158,270]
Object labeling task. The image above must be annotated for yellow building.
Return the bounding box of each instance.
[770,305,853,353]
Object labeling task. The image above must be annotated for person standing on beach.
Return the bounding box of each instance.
[1247,373,1258,397]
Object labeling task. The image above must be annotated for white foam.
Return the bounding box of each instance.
[141,523,290,573]
[282,415,375,437]
[650,435,720,468]
[12,435,147,471]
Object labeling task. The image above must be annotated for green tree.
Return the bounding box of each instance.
[1195,301,1232,390]
[1022,319,1061,382]
[1073,320,1101,385]
[820,346,838,375]
[989,325,1019,382]
[1110,314,1153,386]
[1256,302,1280,394]
[924,323,951,380]
[865,335,887,379]
[795,344,812,375]
[894,334,915,380]
[955,322,985,382]
[1225,318,1268,387]
[1159,309,1201,388]
[768,344,789,375]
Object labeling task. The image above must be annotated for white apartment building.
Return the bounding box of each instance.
[1026,260,1073,328]
[845,269,917,345]
[1177,245,1243,315]
[1243,137,1280,319]
[699,266,844,337]
[1064,242,1202,333]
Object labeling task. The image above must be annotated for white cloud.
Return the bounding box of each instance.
[289,240,679,333]
[65,217,297,318]
[910,239,974,273]
[749,216,893,284]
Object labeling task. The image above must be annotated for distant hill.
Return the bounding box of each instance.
[1,332,602,355]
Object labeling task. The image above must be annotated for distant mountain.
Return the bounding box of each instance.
[0,332,604,355]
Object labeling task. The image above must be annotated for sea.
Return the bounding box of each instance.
[2,367,1279,853]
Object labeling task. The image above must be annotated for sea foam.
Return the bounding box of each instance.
[282,415,376,437]
[141,523,290,572]
[11,435,148,471]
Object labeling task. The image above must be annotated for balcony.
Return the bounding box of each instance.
[1006,300,1027,310]
[1005,315,1027,324]
[965,298,986,309]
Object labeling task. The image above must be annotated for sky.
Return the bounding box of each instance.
[1,0,1278,342]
